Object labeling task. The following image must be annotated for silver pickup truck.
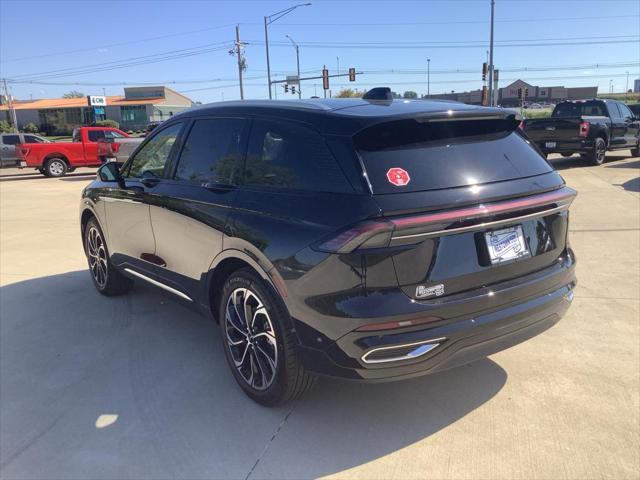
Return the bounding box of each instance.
[98,137,144,163]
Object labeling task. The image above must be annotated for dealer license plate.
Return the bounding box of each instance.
[484,226,530,265]
[545,141,556,148]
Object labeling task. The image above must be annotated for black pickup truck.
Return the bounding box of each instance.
[523,99,640,165]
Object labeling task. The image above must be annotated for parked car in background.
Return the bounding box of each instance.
[1,133,49,167]
[80,95,577,405]
[523,99,640,165]
[97,136,144,163]
[17,126,129,176]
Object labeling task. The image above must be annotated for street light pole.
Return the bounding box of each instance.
[286,35,302,99]
[264,3,312,100]
[488,0,495,106]
[428,59,431,98]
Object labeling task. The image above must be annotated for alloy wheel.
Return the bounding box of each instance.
[224,287,278,391]
[87,226,108,288]
[596,141,606,163]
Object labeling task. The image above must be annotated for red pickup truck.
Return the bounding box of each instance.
[17,126,129,177]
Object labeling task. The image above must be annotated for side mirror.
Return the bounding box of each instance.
[97,162,125,188]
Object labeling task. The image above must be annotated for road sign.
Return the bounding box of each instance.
[286,75,300,85]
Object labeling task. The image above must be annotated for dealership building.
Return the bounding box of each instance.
[429,79,598,106]
[0,86,193,134]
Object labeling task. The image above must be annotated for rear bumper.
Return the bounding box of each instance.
[297,253,576,381]
[536,138,594,154]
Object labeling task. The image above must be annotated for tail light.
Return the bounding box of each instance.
[17,147,29,159]
[579,121,590,138]
[313,187,576,254]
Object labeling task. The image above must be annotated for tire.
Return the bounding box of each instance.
[219,267,316,406]
[44,157,67,177]
[587,137,607,166]
[561,153,573,158]
[84,217,133,296]
[631,140,639,158]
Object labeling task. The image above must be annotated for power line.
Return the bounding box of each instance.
[9,41,234,80]
[250,14,639,26]
[0,23,237,64]
[7,62,638,87]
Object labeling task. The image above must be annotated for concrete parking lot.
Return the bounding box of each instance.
[1,153,638,480]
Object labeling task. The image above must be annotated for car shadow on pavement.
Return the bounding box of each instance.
[549,152,633,171]
[619,177,640,193]
[0,271,506,479]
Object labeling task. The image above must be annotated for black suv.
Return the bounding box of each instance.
[80,96,577,405]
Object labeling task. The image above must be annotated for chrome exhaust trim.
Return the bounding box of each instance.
[361,337,446,364]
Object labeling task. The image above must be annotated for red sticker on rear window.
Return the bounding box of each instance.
[386,167,411,186]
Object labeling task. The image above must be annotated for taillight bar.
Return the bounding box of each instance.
[390,187,576,231]
[313,187,576,254]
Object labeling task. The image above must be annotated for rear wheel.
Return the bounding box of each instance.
[561,153,573,158]
[84,218,133,296]
[44,158,67,177]
[587,137,606,166]
[220,268,315,406]
[631,140,639,158]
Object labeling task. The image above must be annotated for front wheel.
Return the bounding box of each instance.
[587,137,606,166]
[220,268,315,406]
[44,158,67,177]
[84,218,133,296]
[561,153,573,158]
[631,140,639,158]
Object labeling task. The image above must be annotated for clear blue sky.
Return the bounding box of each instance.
[1,0,638,103]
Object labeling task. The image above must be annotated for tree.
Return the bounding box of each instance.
[334,88,363,98]
[0,120,14,133]
[403,91,418,99]
[95,119,119,129]
[62,90,85,99]
[22,122,39,134]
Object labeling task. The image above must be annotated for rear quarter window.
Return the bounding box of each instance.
[354,117,553,194]
[243,118,352,193]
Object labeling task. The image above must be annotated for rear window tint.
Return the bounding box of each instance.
[244,118,352,193]
[354,118,552,194]
[552,101,606,117]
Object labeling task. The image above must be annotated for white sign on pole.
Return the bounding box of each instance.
[87,95,107,106]
[286,76,300,85]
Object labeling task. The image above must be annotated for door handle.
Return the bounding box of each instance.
[141,178,160,188]
[203,181,236,192]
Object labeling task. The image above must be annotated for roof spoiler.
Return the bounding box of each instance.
[363,87,393,101]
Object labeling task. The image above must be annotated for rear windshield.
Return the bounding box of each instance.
[552,101,606,117]
[354,117,553,194]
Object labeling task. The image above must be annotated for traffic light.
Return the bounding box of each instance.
[481,86,488,106]
[524,88,529,99]
[322,67,329,90]
[517,88,523,100]
[291,86,296,95]
[482,62,488,81]
[284,84,289,93]
[348,67,356,82]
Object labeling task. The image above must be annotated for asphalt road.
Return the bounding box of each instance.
[1,152,638,479]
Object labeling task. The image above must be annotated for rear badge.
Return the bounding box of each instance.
[416,284,445,298]
[386,167,411,186]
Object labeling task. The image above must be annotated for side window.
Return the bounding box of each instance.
[2,135,20,145]
[125,123,182,179]
[72,129,81,142]
[244,119,351,192]
[608,102,622,119]
[618,103,633,120]
[104,130,125,139]
[88,130,106,142]
[24,135,44,144]
[175,118,247,184]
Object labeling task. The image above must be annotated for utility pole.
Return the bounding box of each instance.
[336,56,340,77]
[427,58,431,98]
[2,78,18,131]
[488,0,495,106]
[626,71,629,101]
[235,24,245,99]
[286,35,302,99]
[264,3,312,99]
